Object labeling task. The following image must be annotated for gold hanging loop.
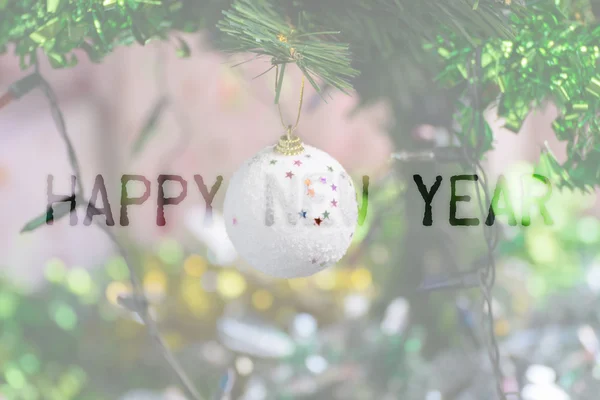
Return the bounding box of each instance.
[274,61,305,156]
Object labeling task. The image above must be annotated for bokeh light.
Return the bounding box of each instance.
[252,289,274,311]
[66,268,92,296]
[143,269,168,298]
[157,239,184,266]
[184,254,207,277]
[45,258,67,284]
[105,281,132,306]
[350,268,372,291]
[106,257,130,281]
[217,270,247,299]
[51,303,78,331]
[0,291,18,319]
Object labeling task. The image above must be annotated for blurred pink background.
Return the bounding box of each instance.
[0,36,393,288]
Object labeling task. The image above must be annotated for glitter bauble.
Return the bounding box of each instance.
[224,144,358,278]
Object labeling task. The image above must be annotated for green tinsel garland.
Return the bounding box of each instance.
[0,0,206,68]
[436,0,600,190]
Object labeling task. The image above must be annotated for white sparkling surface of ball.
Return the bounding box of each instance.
[224,144,358,278]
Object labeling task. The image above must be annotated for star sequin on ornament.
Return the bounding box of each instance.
[304,179,311,186]
[331,183,337,191]
[270,160,278,165]
[314,217,322,226]
[307,188,315,197]
[232,217,238,225]
[299,210,307,218]
[285,171,294,179]
[320,177,327,184]
[322,211,330,219]
[293,160,302,166]
[305,154,312,158]
[327,166,334,172]
[331,199,338,207]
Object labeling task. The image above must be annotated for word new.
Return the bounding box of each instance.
[414,174,553,226]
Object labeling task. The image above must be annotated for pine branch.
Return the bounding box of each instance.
[217,0,358,95]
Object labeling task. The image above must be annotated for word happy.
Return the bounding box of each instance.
[44,174,223,226]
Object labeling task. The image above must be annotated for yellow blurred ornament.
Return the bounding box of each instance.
[314,269,337,291]
[106,281,131,306]
[144,269,168,299]
[184,254,207,277]
[217,270,247,299]
[252,289,274,311]
[351,268,372,291]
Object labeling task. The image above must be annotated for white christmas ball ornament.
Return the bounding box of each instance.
[224,144,358,278]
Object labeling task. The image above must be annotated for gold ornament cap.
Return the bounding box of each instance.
[275,132,305,156]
